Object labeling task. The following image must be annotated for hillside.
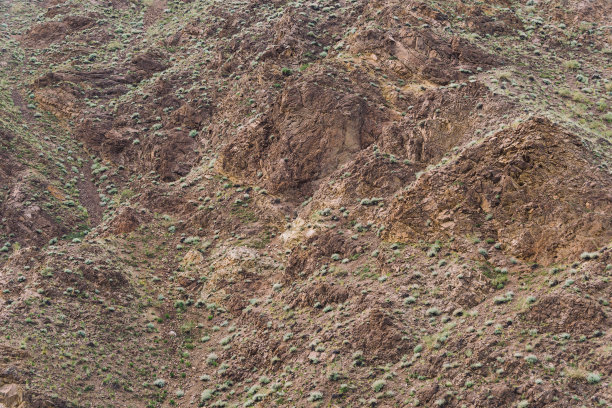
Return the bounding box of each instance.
[0,0,611,407]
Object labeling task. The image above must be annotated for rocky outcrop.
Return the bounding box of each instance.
[387,118,612,263]
[0,384,24,408]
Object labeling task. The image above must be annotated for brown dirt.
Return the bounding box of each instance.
[1,0,611,407]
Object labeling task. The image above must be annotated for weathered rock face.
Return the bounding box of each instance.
[351,308,411,361]
[220,66,386,195]
[0,106,86,248]
[520,293,610,335]
[1,0,611,407]
[21,15,97,47]
[0,345,28,408]
[33,70,131,119]
[347,27,500,85]
[387,118,612,263]
[106,207,141,235]
[378,82,512,164]
[0,383,24,408]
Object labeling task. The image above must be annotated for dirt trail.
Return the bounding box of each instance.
[77,160,103,226]
[10,88,33,122]
[144,0,166,28]
[11,86,103,227]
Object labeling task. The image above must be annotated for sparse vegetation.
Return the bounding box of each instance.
[0,0,609,407]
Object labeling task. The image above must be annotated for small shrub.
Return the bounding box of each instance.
[426,307,441,316]
[564,60,580,70]
[372,379,386,392]
[587,372,601,384]
[206,353,218,366]
[404,296,416,305]
[200,389,214,402]
[308,391,323,401]
[580,252,599,260]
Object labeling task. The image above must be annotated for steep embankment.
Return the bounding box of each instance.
[0,0,611,407]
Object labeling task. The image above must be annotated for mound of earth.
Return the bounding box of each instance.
[387,117,612,263]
